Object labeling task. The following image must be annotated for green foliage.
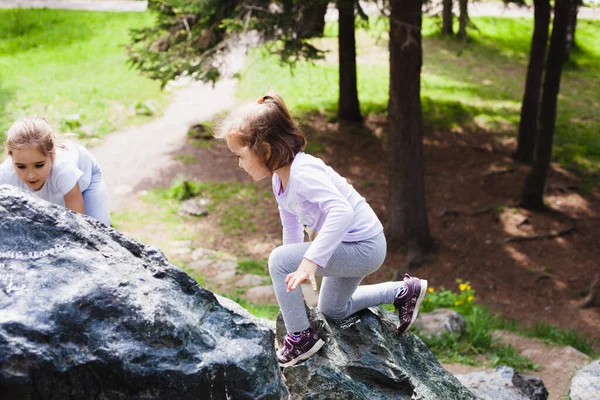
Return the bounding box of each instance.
[127,0,326,87]
[0,9,167,150]
[421,279,477,315]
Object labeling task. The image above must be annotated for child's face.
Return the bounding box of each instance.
[227,136,271,181]
[11,146,53,191]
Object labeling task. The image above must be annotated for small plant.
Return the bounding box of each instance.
[168,179,197,201]
[134,100,158,116]
[421,279,476,316]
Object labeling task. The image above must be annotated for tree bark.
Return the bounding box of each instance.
[442,0,454,35]
[514,0,551,163]
[388,0,434,253]
[299,0,329,38]
[565,0,580,59]
[521,0,575,209]
[457,0,468,38]
[337,0,363,122]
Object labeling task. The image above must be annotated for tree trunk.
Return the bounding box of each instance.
[565,0,580,59]
[337,0,363,122]
[457,0,468,38]
[578,270,600,309]
[521,0,575,209]
[388,0,434,254]
[442,0,454,35]
[514,0,551,163]
[299,0,329,38]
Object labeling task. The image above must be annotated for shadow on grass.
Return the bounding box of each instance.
[295,95,518,139]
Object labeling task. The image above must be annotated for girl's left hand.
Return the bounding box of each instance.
[285,258,319,292]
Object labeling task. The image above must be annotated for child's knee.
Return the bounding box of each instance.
[268,245,287,276]
[318,304,347,321]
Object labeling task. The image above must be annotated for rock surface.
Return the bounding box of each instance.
[455,366,548,400]
[0,185,287,399]
[414,308,466,337]
[569,359,600,400]
[492,330,591,400]
[276,305,476,399]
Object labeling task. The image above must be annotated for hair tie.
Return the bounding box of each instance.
[257,95,273,104]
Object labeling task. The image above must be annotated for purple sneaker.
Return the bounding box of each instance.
[394,274,428,334]
[276,327,325,368]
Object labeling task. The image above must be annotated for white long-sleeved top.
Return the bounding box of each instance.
[272,152,383,267]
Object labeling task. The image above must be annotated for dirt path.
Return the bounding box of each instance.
[87,45,246,211]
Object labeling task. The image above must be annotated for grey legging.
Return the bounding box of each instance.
[269,231,399,333]
[81,162,110,226]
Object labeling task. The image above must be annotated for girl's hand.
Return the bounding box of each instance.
[285,258,318,293]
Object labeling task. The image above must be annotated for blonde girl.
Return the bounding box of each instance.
[0,116,110,226]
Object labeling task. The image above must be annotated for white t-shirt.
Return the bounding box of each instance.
[0,142,95,207]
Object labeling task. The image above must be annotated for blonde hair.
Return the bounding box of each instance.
[215,92,306,171]
[4,116,57,157]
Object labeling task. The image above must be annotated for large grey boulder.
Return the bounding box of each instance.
[413,308,466,337]
[570,359,600,400]
[276,305,476,399]
[455,366,548,400]
[0,185,287,400]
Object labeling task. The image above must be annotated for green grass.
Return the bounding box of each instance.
[0,9,168,150]
[513,322,598,356]
[224,294,281,320]
[110,189,194,243]
[173,154,197,164]
[409,280,598,369]
[161,178,272,235]
[237,258,269,276]
[237,16,600,175]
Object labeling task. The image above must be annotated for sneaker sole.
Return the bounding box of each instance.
[406,279,428,333]
[278,339,325,368]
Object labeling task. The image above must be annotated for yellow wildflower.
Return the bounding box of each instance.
[428,287,435,293]
[459,283,468,291]
[454,300,464,306]
[467,295,474,302]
